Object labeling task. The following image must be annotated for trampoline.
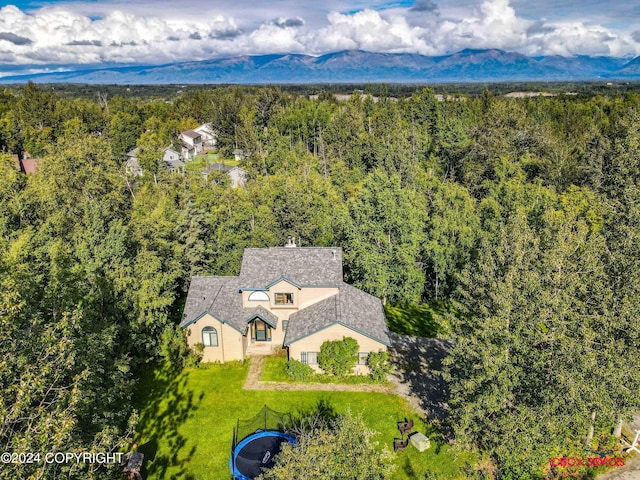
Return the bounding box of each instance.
[230,430,296,480]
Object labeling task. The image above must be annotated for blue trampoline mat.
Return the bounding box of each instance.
[230,431,296,480]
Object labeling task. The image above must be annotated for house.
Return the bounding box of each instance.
[180,240,391,373]
[227,167,247,188]
[14,152,41,174]
[193,123,217,149]
[161,148,185,173]
[203,163,247,188]
[20,158,41,174]
[179,130,203,160]
[125,147,184,175]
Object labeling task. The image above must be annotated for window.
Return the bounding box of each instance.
[358,352,369,365]
[202,326,218,347]
[275,293,294,305]
[248,291,270,301]
[282,320,289,331]
[300,352,318,365]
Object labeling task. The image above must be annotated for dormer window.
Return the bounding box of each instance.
[248,291,270,301]
[275,293,294,305]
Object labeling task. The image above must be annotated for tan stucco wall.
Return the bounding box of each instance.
[298,287,339,309]
[241,282,340,349]
[287,323,387,375]
[270,320,287,345]
[185,313,245,363]
[242,282,339,320]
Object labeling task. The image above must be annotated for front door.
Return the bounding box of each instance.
[251,319,272,342]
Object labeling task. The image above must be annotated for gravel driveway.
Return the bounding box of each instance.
[387,332,453,423]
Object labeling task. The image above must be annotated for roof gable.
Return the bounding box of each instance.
[284,282,390,346]
[264,277,302,290]
[180,276,245,332]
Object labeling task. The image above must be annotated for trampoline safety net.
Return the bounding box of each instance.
[232,405,292,449]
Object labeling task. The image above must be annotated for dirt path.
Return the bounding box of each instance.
[243,355,265,390]
[387,333,452,421]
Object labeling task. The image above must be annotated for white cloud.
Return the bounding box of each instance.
[248,23,307,53]
[0,0,639,72]
[526,22,631,57]
[313,9,434,54]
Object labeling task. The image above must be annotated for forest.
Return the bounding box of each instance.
[1,82,639,479]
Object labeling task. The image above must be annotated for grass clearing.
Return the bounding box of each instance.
[384,301,452,337]
[184,153,241,175]
[133,360,475,479]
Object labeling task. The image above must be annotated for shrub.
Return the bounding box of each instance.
[367,351,392,382]
[318,337,359,377]
[257,409,396,480]
[186,343,204,368]
[286,359,314,381]
[159,325,202,370]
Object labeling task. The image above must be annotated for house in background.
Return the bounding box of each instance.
[179,130,203,160]
[194,123,217,150]
[161,148,185,173]
[180,240,391,374]
[13,152,42,174]
[20,158,41,174]
[203,163,247,188]
[125,147,185,175]
[227,166,247,188]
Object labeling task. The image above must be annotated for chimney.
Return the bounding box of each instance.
[285,236,296,248]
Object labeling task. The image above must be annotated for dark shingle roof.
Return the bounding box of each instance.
[180,277,241,329]
[163,158,185,170]
[203,163,230,173]
[336,283,390,346]
[239,247,343,288]
[181,130,201,139]
[284,282,390,347]
[284,295,337,345]
[180,276,279,332]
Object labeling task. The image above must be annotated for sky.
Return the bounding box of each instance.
[1,0,640,76]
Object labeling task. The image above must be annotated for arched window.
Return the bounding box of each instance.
[202,326,218,347]
[248,291,270,301]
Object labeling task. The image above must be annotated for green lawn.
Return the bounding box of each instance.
[184,153,241,175]
[260,356,389,385]
[133,361,475,480]
[384,301,452,337]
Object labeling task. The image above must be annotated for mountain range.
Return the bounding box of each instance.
[2,49,640,84]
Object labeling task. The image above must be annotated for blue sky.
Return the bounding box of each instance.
[1,0,639,76]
